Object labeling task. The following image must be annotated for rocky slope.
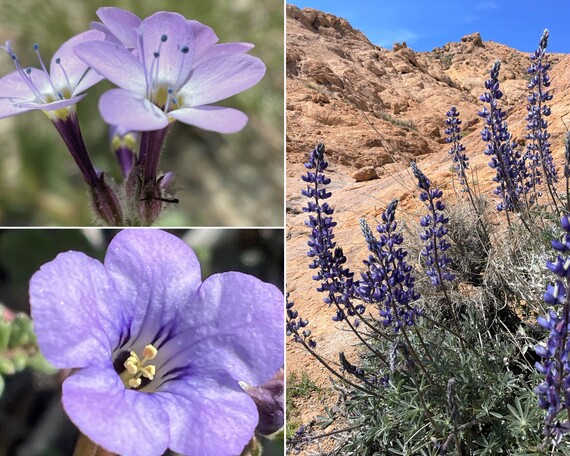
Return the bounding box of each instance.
[286,3,570,386]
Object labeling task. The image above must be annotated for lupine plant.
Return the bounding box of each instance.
[535,216,570,445]
[289,142,566,454]
[284,27,570,456]
[0,6,267,226]
[526,29,559,215]
[479,60,528,220]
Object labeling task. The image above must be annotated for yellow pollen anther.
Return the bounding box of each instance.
[143,344,158,360]
[121,344,159,389]
[128,378,142,388]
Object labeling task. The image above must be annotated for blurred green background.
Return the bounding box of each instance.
[0,0,284,227]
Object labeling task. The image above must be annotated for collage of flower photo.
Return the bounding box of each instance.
[0,0,284,455]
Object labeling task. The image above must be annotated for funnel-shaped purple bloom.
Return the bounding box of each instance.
[75,10,266,133]
[29,230,284,456]
[0,30,104,120]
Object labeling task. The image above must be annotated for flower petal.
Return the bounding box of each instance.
[179,54,265,106]
[62,366,169,456]
[188,20,219,62]
[20,93,86,112]
[99,88,168,131]
[138,12,194,88]
[158,376,258,456]
[193,43,254,68]
[74,40,146,93]
[29,252,123,368]
[50,30,105,93]
[169,106,248,133]
[158,272,284,386]
[0,67,52,99]
[96,7,141,49]
[103,230,202,349]
[0,98,33,118]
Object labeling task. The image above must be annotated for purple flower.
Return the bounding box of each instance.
[0,30,104,120]
[29,230,283,456]
[478,60,526,213]
[535,216,570,444]
[411,162,455,287]
[357,200,422,331]
[75,10,266,133]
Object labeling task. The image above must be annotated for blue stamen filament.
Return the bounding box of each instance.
[147,34,168,101]
[174,45,190,90]
[55,58,72,98]
[2,45,44,103]
[34,43,63,100]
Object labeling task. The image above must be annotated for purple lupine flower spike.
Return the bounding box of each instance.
[357,199,422,332]
[301,143,359,323]
[525,29,558,211]
[445,106,470,191]
[29,230,284,456]
[535,216,570,445]
[411,162,455,287]
[478,60,526,213]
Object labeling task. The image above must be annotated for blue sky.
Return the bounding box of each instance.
[293,1,570,53]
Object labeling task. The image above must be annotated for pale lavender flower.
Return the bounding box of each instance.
[0,30,104,120]
[75,10,265,133]
[29,230,283,456]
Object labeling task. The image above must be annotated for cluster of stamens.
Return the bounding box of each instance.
[140,33,189,113]
[1,42,71,106]
[122,343,158,389]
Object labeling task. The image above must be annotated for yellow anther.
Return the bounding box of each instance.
[120,344,159,390]
[141,365,156,380]
[125,360,138,375]
[128,378,142,388]
[143,344,158,360]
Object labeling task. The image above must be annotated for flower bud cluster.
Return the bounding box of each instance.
[478,60,525,212]
[357,199,421,332]
[535,216,570,443]
[411,163,455,287]
[302,144,359,322]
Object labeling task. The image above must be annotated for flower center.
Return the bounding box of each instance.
[119,343,158,389]
[139,33,189,113]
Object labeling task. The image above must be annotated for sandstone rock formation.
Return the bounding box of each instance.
[286,3,570,391]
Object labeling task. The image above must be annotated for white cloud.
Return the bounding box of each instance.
[373,28,420,48]
[476,1,500,10]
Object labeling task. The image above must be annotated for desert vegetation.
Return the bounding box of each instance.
[287,29,570,455]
